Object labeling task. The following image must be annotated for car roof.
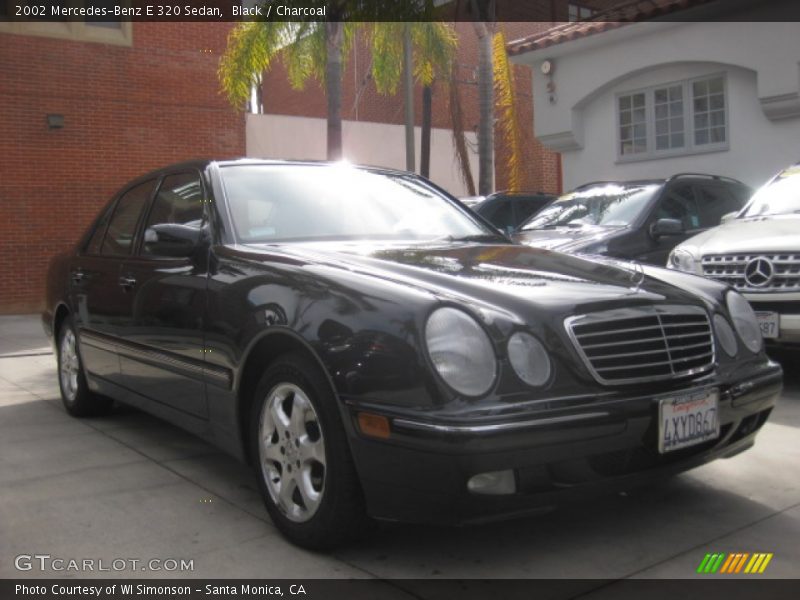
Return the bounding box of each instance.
[128,158,415,184]
[571,173,746,192]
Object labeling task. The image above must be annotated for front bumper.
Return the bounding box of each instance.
[345,363,782,525]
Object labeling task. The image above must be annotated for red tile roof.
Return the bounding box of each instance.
[507,0,715,56]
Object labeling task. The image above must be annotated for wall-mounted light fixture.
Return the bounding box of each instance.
[46,114,64,130]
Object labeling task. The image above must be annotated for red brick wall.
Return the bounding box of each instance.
[0,22,245,313]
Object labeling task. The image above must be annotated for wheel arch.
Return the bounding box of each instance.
[236,328,339,465]
[53,302,71,341]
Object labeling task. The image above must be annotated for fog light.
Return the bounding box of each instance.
[467,469,516,495]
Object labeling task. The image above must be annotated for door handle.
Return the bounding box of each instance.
[118,276,137,290]
[71,270,85,285]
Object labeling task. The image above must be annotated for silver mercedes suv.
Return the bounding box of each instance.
[668,163,800,346]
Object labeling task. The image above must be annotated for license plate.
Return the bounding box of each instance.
[658,389,719,454]
[755,311,779,339]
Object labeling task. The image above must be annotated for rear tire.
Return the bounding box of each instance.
[57,317,112,417]
[249,353,370,550]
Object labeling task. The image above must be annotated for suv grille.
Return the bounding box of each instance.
[566,305,714,385]
[701,253,800,292]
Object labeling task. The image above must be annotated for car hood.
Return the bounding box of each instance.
[512,226,622,253]
[240,241,716,314]
[678,214,800,256]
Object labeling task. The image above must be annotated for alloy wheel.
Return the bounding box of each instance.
[258,383,326,522]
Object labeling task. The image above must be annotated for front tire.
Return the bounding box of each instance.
[249,353,369,550]
[57,317,112,417]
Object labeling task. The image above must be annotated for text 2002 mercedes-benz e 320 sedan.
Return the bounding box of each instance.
[43,160,782,549]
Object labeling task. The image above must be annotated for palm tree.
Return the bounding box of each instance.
[470,0,496,196]
[219,17,356,160]
[367,22,457,172]
[219,13,455,165]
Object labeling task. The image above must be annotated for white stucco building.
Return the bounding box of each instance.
[510,12,800,190]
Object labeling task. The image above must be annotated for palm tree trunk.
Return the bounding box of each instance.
[402,25,415,172]
[326,22,344,160]
[474,21,494,196]
[420,85,432,178]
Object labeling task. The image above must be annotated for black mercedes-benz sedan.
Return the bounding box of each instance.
[43,160,782,549]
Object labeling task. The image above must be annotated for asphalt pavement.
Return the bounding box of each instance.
[1,314,798,591]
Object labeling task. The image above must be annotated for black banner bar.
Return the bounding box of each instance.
[2,0,800,23]
[3,579,800,600]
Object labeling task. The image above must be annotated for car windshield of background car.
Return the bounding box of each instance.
[221,164,490,243]
[518,184,659,231]
[741,169,800,218]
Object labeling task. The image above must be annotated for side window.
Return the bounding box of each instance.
[100,180,155,256]
[481,199,514,230]
[655,184,700,230]
[517,198,549,224]
[142,172,205,256]
[696,184,746,227]
[85,206,113,255]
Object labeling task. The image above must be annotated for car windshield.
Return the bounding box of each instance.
[519,183,659,230]
[741,166,800,218]
[220,164,493,243]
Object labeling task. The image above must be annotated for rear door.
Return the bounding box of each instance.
[71,180,155,385]
[116,171,210,418]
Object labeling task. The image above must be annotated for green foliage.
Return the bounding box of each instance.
[493,29,523,192]
[368,22,457,96]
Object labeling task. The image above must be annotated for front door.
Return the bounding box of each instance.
[116,172,209,418]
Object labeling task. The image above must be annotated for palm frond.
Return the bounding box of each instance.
[367,22,405,95]
[492,29,523,192]
[448,61,476,196]
[410,22,458,87]
[218,21,285,108]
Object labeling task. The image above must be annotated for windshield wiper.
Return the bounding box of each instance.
[532,222,587,230]
[433,233,508,243]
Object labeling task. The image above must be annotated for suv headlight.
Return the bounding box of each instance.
[726,291,762,353]
[508,332,551,386]
[425,307,496,396]
[668,248,697,273]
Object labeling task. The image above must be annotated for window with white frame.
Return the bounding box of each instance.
[0,1,131,45]
[617,74,728,160]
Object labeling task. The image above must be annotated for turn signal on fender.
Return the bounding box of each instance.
[357,413,391,440]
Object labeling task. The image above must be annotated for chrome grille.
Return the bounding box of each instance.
[566,305,715,385]
[701,253,800,292]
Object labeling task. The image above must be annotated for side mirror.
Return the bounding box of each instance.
[720,211,738,225]
[650,218,684,239]
[144,223,203,257]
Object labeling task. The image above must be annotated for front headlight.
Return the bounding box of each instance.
[508,332,551,386]
[713,314,738,357]
[668,248,697,272]
[425,307,496,396]
[726,291,762,353]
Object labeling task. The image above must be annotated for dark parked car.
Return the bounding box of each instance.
[44,160,781,549]
[513,174,752,265]
[473,190,555,234]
